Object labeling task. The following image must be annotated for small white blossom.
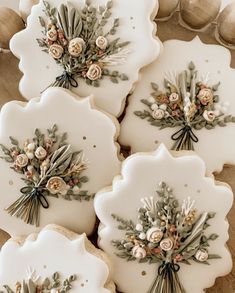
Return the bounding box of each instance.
[135,223,143,232]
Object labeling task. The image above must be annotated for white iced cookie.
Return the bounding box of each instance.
[0,87,121,237]
[0,225,115,293]
[120,37,235,174]
[10,0,160,117]
[95,144,233,293]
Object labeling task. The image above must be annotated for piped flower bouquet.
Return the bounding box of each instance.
[0,125,93,226]
[1,269,76,293]
[37,0,129,89]
[134,62,235,150]
[112,182,220,293]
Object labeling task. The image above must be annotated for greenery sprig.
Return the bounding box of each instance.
[0,271,76,293]
[0,125,94,226]
[134,62,235,150]
[37,0,130,89]
[112,182,220,292]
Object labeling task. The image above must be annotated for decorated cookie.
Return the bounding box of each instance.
[10,0,160,117]
[0,224,115,293]
[0,87,121,237]
[95,144,233,293]
[120,37,235,174]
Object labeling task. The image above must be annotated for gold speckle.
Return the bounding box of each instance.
[86,280,88,283]
[141,271,146,276]
[43,265,47,269]
[205,59,209,63]
[93,145,96,148]
[9,180,13,186]
[46,65,50,69]
[83,136,87,140]
[130,16,134,20]
[132,26,135,30]
[184,184,188,188]
[81,283,84,287]
[197,190,201,193]
[217,70,221,74]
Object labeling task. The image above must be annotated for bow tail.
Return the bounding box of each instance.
[171,125,198,151]
[5,188,49,227]
[148,263,186,293]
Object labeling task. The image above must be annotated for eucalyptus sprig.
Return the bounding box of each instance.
[0,125,94,226]
[0,272,76,293]
[37,1,130,90]
[134,62,235,151]
[112,182,220,293]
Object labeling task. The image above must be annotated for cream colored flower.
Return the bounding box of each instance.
[46,177,69,195]
[68,38,85,57]
[135,224,143,232]
[139,232,146,240]
[15,154,29,168]
[203,110,216,122]
[146,227,163,243]
[132,245,147,259]
[160,238,173,251]
[96,36,108,50]
[26,152,34,160]
[35,146,47,160]
[72,186,80,195]
[49,44,64,59]
[47,28,57,41]
[86,64,102,81]
[195,249,208,262]
[27,142,36,151]
[198,88,213,105]
[152,109,165,120]
[169,93,179,103]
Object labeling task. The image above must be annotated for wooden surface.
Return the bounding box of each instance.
[0,14,234,292]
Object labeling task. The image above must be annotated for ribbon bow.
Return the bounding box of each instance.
[56,71,79,89]
[171,125,199,151]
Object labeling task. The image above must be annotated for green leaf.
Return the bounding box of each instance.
[110,77,118,84]
[151,82,159,92]
[39,16,46,27]
[120,74,128,81]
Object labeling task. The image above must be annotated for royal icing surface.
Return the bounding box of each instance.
[95,144,233,293]
[0,225,114,293]
[119,37,235,174]
[0,87,121,237]
[10,0,160,117]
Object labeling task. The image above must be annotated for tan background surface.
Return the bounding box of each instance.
[0,14,234,292]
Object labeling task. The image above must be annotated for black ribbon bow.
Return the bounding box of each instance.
[171,125,199,151]
[55,71,78,89]
[5,186,49,227]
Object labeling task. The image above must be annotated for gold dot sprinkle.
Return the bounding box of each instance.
[9,180,14,186]
[184,184,188,187]
[83,136,86,140]
[81,283,84,287]
[141,271,146,276]
[93,145,96,148]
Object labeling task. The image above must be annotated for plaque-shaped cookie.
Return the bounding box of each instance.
[95,144,233,293]
[0,225,115,293]
[120,37,235,174]
[10,0,160,117]
[0,87,121,236]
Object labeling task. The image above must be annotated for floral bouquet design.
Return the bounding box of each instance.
[134,62,235,151]
[1,268,76,293]
[37,0,129,89]
[112,182,220,293]
[0,125,93,226]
